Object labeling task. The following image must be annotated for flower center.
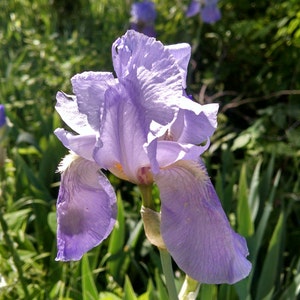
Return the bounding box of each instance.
[137,166,153,185]
[110,162,130,181]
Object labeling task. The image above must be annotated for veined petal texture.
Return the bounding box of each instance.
[170,103,219,145]
[71,71,115,131]
[112,30,184,127]
[56,155,117,261]
[54,128,96,161]
[94,84,150,182]
[165,43,191,89]
[55,92,94,135]
[155,160,251,284]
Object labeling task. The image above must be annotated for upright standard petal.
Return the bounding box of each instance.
[112,30,184,127]
[70,72,115,131]
[165,43,191,89]
[56,154,117,261]
[155,160,251,284]
[94,84,150,183]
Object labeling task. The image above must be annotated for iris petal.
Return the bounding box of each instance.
[156,140,208,170]
[165,43,191,88]
[55,91,94,135]
[112,30,184,127]
[70,71,115,131]
[155,160,251,284]
[201,4,221,24]
[170,103,219,145]
[186,0,201,17]
[54,128,96,161]
[94,84,149,182]
[56,155,117,261]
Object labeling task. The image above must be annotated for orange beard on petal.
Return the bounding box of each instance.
[109,162,130,182]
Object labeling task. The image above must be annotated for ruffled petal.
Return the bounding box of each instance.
[165,43,191,88]
[70,71,115,131]
[54,128,96,161]
[169,103,219,144]
[55,92,94,135]
[93,84,150,183]
[56,155,117,261]
[112,30,184,127]
[155,160,251,284]
[155,140,208,171]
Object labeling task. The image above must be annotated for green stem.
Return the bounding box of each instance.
[138,184,155,210]
[159,249,178,300]
[139,185,178,299]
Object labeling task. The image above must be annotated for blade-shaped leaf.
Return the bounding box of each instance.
[256,212,285,300]
[107,191,125,283]
[81,255,99,300]
[124,276,138,300]
[237,164,254,237]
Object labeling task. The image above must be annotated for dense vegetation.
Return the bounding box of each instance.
[0,0,299,299]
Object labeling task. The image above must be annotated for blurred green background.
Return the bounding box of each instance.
[0,0,299,299]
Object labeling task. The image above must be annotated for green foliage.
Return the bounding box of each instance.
[0,0,299,299]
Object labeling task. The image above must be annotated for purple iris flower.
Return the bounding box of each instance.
[54,30,251,284]
[0,105,6,128]
[130,1,156,37]
[186,0,221,24]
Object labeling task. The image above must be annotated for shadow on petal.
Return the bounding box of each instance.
[56,154,117,261]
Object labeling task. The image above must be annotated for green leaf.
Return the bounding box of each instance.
[198,284,218,300]
[99,292,122,300]
[138,280,155,300]
[248,159,262,222]
[47,211,57,234]
[237,164,254,237]
[123,276,137,300]
[155,269,168,300]
[3,208,32,229]
[279,273,300,300]
[81,255,99,300]
[250,168,281,259]
[231,133,252,151]
[256,212,285,300]
[107,191,126,283]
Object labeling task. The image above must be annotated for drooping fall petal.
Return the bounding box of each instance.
[155,160,252,284]
[56,154,117,261]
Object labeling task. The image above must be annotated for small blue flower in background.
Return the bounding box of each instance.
[0,105,7,167]
[0,105,6,128]
[187,0,221,24]
[130,1,156,37]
